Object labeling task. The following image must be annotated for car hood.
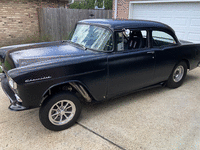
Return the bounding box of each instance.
[1,41,97,70]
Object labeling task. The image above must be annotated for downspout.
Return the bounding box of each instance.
[68,0,75,5]
[114,0,117,19]
[95,0,105,9]
[67,0,75,8]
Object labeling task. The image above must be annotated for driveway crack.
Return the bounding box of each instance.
[76,122,126,150]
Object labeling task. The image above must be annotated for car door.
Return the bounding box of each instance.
[107,30,156,98]
[151,30,179,82]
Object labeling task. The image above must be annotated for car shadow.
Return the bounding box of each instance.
[78,73,199,122]
[78,86,165,121]
[184,73,199,84]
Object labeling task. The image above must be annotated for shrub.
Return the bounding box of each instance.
[69,0,112,10]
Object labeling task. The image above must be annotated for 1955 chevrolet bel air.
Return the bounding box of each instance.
[0,19,200,131]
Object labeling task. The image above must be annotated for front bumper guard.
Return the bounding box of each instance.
[1,74,27,111]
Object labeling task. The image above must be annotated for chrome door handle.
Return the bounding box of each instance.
[147,51,155,54]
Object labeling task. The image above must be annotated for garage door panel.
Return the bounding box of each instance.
[191,19,200,26]
[188,33,200,42]
[176,32,185,39]
[187,27,200,33]
[130,2,200,43]
[160,18,172,24]
[174,18,187,26]
[174,27,187,32]
[192,11,200,16]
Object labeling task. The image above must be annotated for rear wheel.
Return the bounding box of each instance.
[39,92,81,131]
[166,61,187,88]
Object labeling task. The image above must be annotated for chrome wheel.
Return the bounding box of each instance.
[173,65,184,83]
[49,100,76,126]
[166,61,187,89]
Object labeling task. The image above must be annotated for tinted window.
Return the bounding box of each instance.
[152,31,176,47]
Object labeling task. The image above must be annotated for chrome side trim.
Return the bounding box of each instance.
[25,76,51,83]
[9,102,27,111]
[15,94,22,102]
[69,82,92,102]
[0,73,5,82]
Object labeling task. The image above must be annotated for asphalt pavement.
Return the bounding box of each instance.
[1,68,200,150]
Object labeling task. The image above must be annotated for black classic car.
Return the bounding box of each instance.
[1,19,200,131]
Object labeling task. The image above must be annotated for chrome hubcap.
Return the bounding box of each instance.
[49,100,76,126]
[173,65,184,82]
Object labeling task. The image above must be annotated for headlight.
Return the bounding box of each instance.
[8,76,17,90]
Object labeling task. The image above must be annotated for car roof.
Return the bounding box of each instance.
[78,19,175,33]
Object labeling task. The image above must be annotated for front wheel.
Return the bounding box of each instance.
[166,61,187,88]
[39,92,81,131]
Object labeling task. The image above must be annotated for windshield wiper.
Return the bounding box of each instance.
[69,41,87,50]
[61,40,70,43]
[78,44,87,50]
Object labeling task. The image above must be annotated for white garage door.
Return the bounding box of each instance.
[129,2,200,43]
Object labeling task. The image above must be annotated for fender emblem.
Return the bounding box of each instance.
[25,76,52,83]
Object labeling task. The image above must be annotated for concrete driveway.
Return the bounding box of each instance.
[1,68,200,150]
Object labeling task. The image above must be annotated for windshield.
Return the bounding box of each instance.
[71,24,113,51]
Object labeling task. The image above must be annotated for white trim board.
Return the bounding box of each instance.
[130,0,200,4]
[114,0,117,19]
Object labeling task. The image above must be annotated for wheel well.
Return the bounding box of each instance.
[41,82,93,106]
[182,59,190,69]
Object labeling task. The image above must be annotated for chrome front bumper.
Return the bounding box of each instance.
[1,74,27,111]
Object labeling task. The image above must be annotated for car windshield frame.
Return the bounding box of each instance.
[71,23,113,52]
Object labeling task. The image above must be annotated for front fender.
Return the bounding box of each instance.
[42,80,93,102]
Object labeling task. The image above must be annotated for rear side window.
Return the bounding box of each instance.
[152,31,176,47]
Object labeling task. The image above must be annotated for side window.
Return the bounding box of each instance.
[104,36,113,51]
[152,31,176,47]
[116,32,124,51]
[116,30,148,51]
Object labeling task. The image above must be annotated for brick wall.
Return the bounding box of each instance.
[117,0,129,19]
[113,0,130,19]
[0,1,60,47]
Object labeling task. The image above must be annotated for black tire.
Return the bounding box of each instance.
[39,92,81,131]
[166,61,187,89]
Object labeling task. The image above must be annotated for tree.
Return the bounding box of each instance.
[69,0,112,10]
